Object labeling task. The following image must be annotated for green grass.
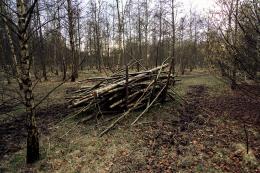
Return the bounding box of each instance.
[9,153,25,172]
[174,71,228,96]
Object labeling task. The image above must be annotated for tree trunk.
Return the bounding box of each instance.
[144,0,149,68]
[161,0,175,102]
[116,0,123,68]
[67,0,77,82]
[137,0,141,72]
[36,1,47,81]
[76,5,82,72]
[171,0,176,75]
[0,1,23,89]
[17,0,39,163]
[62,56,67,81]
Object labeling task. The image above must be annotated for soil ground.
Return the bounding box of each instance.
[0,71,259,172]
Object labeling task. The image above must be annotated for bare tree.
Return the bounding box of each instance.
[67,0,78,82]
[35,0,47,81]
[16,0,40,163]
[116,0,124,68]
[0,0,23,88]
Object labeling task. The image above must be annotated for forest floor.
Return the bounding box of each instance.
[0,70,259,172]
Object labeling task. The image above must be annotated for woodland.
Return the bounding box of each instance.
[0,0,259,172]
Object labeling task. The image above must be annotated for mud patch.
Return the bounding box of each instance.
[205,91,260,125]
[0,104,73,160]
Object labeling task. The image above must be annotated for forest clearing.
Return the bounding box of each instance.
[0,0,259,172]
[0,70,259,172]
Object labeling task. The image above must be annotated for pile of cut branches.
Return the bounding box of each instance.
[66,62,175,135]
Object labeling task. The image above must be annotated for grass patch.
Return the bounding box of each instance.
[9,152,25,172]
[174,71,228,96]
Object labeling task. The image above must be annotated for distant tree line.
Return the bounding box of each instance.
[0,0,213,83]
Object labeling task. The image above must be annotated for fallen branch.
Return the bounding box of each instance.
[131,85,166,125]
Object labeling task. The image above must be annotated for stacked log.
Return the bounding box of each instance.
[66,63,175,134]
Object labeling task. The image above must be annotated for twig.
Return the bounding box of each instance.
[131,85,166,125]
[59,121,80,138]
[99,80,155,137]
[244,123,249,154]
[54,100,93,127]
[132,121,156,126]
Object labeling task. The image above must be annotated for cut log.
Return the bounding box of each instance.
[69,64,168,107]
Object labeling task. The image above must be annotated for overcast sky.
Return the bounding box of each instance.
[79,0,218,26]
[182,0,215,10]
[180,0,215,12]
[81,0,216,14]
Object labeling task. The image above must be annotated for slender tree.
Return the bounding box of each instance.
[16,0,40,163]
[67,0,77,82]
